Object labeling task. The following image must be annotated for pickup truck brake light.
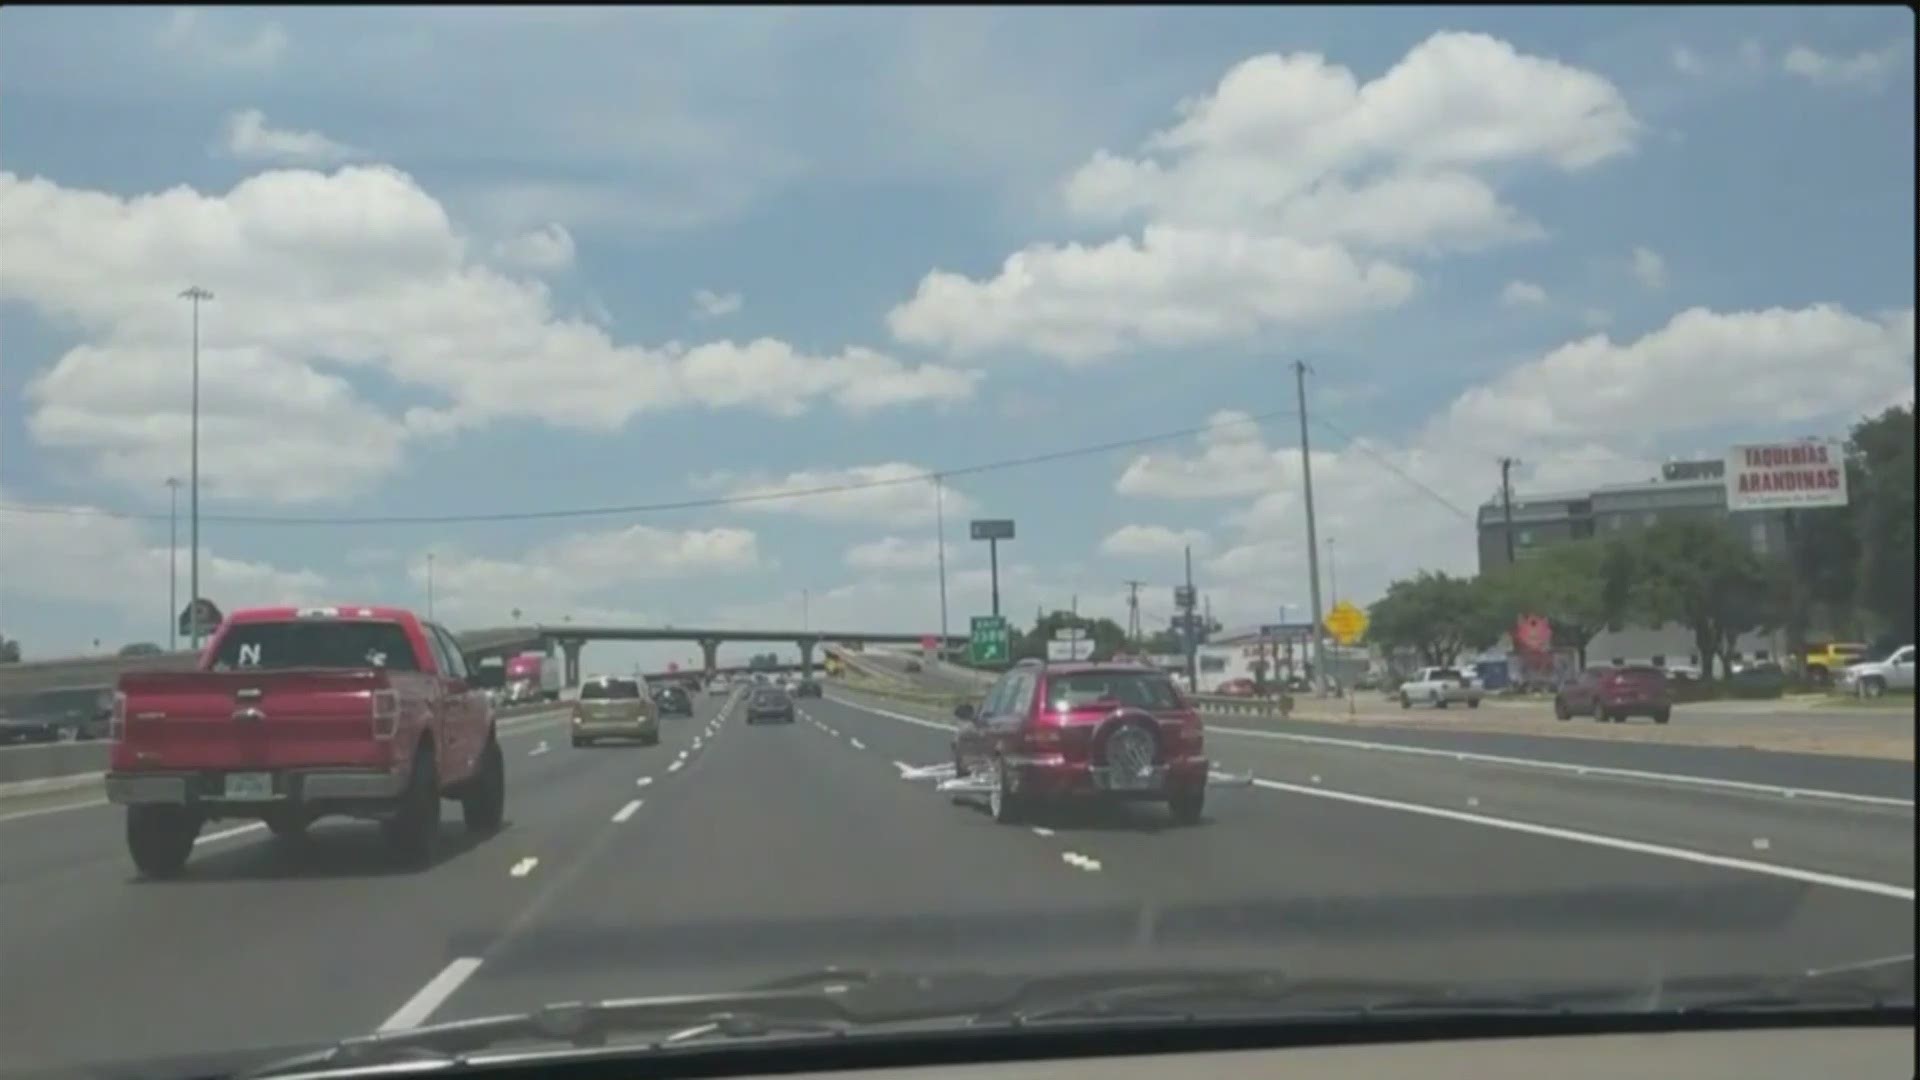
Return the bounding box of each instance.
[110,690,127,741]
[371,689,400,740]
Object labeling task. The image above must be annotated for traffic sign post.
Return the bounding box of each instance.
[969,615,1011,666]
[969,520,1015,618]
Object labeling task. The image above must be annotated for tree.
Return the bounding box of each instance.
[1483,539,1634,669]
[1014,612,1129,662]
[1848,404,1915,647]
[1629,518,1789,681]
[0,636,18,663]
[118,642,164,657]
[1367,571,1506,668]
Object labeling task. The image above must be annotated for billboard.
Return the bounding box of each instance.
[1725,439,1849,512]
[1046,638,1093,661]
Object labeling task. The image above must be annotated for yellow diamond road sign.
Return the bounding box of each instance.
[1324,600,1368,645]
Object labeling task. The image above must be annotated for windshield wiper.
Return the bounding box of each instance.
[1655,955,1915,1015]
[241,968,1007,1078]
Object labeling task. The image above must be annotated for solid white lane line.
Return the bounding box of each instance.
[0,798,109,825]
[824,695,955,732]
[612,799,642,823]
[1214,725,1913,809]
[1249,778,1914,902]
[636,777,653,788]
[379,957,484,1032]
[509,856,539,877]
[195,822,265,846]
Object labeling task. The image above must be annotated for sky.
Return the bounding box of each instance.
[1,6,1914,673]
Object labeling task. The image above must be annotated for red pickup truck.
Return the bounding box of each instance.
[106,605,504,878]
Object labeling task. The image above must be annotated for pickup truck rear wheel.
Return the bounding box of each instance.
[461,736,506,834]
[382,745,440,869]
[127,806,199,879]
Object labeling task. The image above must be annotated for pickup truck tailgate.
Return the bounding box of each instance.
[114,670,396,771]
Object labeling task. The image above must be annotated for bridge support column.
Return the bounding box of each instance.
[560,640,583,689]
[700,639,721,681]
[797,638,817,679]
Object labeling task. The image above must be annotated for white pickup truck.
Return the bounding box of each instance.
[1836,645,1915,698]
[1398,666,1483,709]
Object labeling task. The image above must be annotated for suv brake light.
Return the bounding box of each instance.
[371,689,400,739]
[109,690,127,741]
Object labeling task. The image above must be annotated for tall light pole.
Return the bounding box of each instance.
[933,475,950,649]
[179,286,213,648]
[1293,359,1327,695]
[165,478,181,651]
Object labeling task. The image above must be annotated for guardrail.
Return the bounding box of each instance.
[0,700,568,800]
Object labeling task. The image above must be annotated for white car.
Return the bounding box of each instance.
[1399,667,1483,709]
[1837,646,1915,698]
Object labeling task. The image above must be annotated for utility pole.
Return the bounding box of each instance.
[1123,580,1145,649]
[933,475,949,647]
[179,286,213,649]
[1294,360,1327,695]
[1181,546,1199,691]
[1499,456,1520,565]
[166,478,181,651]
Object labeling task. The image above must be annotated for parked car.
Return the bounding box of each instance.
[1399,667,1483,709]
[652,683,694,717]
[950,661,1209,826]
[573,676,660,746]
[1216,678,1257,697]
[1554,665,1672,724]
[106,605,503,878]
[744,686,796,725]
[1836,646,1914,698]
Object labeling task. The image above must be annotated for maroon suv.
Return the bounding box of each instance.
[1554,665,1673,724]
[951,661,1209,825]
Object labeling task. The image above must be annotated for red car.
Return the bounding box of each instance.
[950,661,1209,825]
[106,605,504,878]
[1553,664,1673,724]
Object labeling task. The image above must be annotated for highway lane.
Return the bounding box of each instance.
[0,687,1912,1078]
[0,701,711,1075]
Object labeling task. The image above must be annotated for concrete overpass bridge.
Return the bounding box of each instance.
[463,625,967,686]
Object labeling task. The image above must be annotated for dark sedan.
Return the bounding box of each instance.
[652,684,695,717]
[792,679,823,698]
[743,687,796,725]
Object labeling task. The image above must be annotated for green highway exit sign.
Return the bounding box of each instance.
[970,615,1011,665]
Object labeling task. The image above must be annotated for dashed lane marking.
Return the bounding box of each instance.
[1031,827,1055,837]
[528,741,549,757]
[668,761,684,773]
[635,777,653,788]
[612,799,642,823]
[1061,852,1102,872]
[509,856,539,878]
[850,738,866,750]
[379,957,484,1032]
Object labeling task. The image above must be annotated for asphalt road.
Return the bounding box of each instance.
[0,690,1911,1079]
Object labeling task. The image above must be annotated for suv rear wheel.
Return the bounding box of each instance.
[1168,786,1204,826]
[987,760,1025,825]
[127,806,200,879]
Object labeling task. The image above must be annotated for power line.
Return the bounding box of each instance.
[1306,412,1476,522]
[0,406,1300,529]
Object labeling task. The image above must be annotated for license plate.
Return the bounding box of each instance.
[1110,767,1156,791]
[223,772,275,800]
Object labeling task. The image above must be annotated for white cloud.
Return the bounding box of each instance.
[0,495,329,635]
[1501,280,1548,307]
[1631,246,1667,290]
[692,289,744,320]
[418,524,762,629]
[492,223,576,274]
[887,32,1637,363]
[844,536,945,573]
[156,8,286,70]
[222,109,359,165]
[1782,43,1908,88]
[1099,524,1211,558]
[1671,47,1704,77]
[693,463,976,525]
[1115,410,1316,499]
[0,166,978,501]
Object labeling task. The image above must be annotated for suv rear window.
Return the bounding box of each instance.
[581,679,642,700]
[1046,671,1184,711]
[210,621,421,672]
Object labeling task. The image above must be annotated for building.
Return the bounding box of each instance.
[1476,459,1792,671]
